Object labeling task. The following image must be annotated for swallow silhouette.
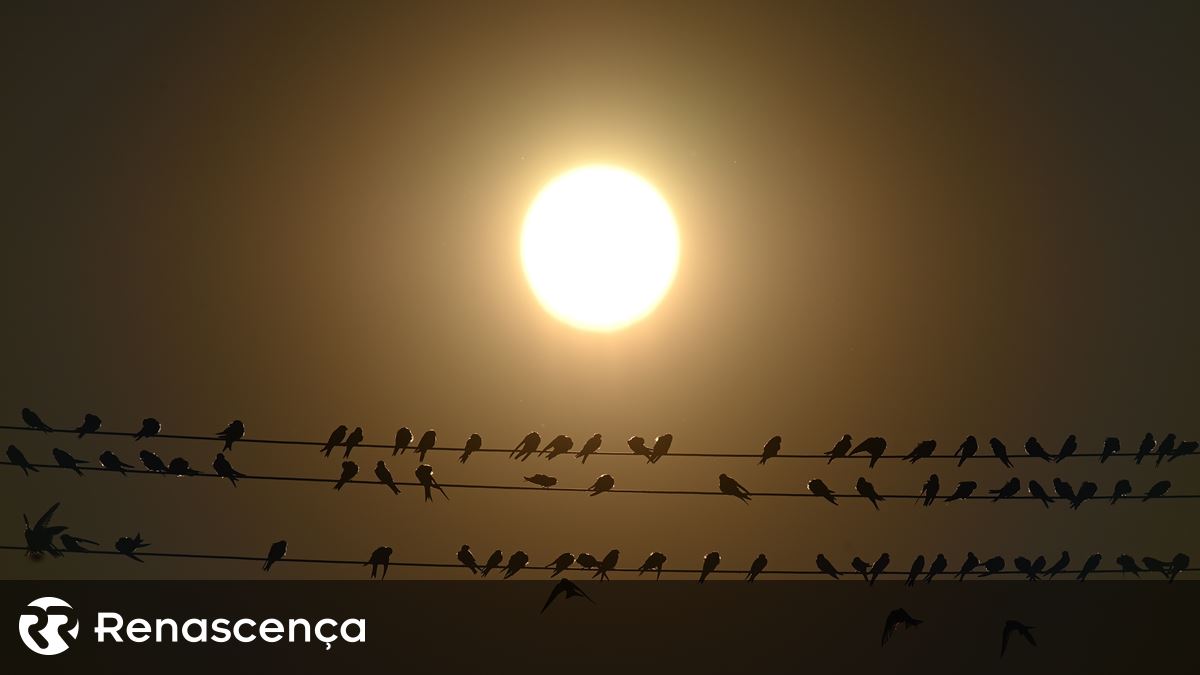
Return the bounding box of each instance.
[1024,436,1052,461]
[99,450,133,476]
[343,426,364,458]
[1170,440,1198,462]
[61,534,99,553]
[542,579,594,613]
[699,551,721,583]
[217,420,245,451]
[375,460,400,495]
[856,477,885,510]
[543,434,574,460]
[869,553,890,586]
[7,445,38,476]
[1144,480,1171,501]
[115,534,150,562]
[460,434,482,464]
[989,437,1012,468]
[956,552,980,581]
[1142,556,1170,578]
[512,432,541,461]
[52,448,88,476]
[954,435,978,467]
[638,552,668,579]
[626,435,652,460]
[22,408,52,432]
[1014,556,1037,581]
[825,434,853,464]
[944,481,977,502]
[746,553,768,582]
[415,430,436,462]
[524,474,557,488]
[882,608,922,645]
[1155,433,1177,466]
[719,473,752,503]
[905,555,925,586]
[23,503,66,558]
[1135,433,1155,464]
[851,556,870,581]
[594,549,620,580]
[1002,620,1036,656]
[75,413,102,438]
[1056,434,1077,462]
[1116,554,1141,577]
[481,549,503,577]
[1070,481,1097,509]
[321,426,348,457]
[415,464,447,501]
[1052,478,1076,503]
[263,540,287,571]
[576,553,599,570]
[808,479,837,505]
[1046,551,1070,579]
[134,418,161,441]
[924,554,947,583]
[457,545,480,574]
[1168,553,1189,583]
[1077,553,1102,581]
[588,474,615,496]
[213,453,245,486]
[503,551,530,578]
[1027,555,1046,580]
[647,434,673,463]
[365,546,393,579]
[166,457,198,476]
[849,437,887,468]
[577,434,602,463]
[1100,436,1120,463]
[139,450,167,474]
[902,439,936,463]
[816,554,840,579]
[980,556,1005,576]
[546,552,575,577]
[918,474,939,506]
[1028,480,1054,508]
[760,435,782,464]
[393,427,413,456]
[989,477,1020,501]
[334,461,358,490]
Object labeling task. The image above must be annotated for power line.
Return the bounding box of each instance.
[1,424,1186,462]
[1,545,1191,578]
[3,460,1195,501]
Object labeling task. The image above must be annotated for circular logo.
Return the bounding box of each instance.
[18,597,79,656]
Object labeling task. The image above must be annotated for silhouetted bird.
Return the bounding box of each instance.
[415,430,436,462]
[460,434,482,464]
[849,437,887,468]
[1052,478,1075,503]
[1135,432,1155,464]
[1046,551,1070,579]
[594,549,620,581]
[134,417,161,441]
[213,453,244,487]
[115,534,149,562]
[945,481,977,502]
[869,553,890,586]
[512,432,541,461]
[856,477,885,510]
[458,545,480,574]
[747,553,768,582]
[1168,553,1189,583]
[1027,555,1046,580]
[924,554,947,583]
[1155,433,1177,466]
[321,425,348,457]
[989,477,1020,501]
[415,464,447,501]
[851,556,870,581]
[264,540,287,571]
[524,474,557,488]
[588,474,615,496]
[99,450,133,476]
[956,552,980,581]
[61,534,99,553]
[334,461,358,490]
[576,553,599,570]
[980,556,1005,576]
[1002,620,1036,657]
[647,434,673,463]
[343,426,364,458]
[1100,436,1120,463]
[22,408,52,432]
[546,552,574,577]
[1116,554,1141,577]
[1144,480,1171,500]
[719,473,752,503]
[905,555,925,586]
[23,503,66,558]
[954,435,978,467]
[139,450,167,474]
[882,608,922,645]
[1015,556,1038,581]
[825,434,852,464]
[808,479,837,505]
[816,554,840,579]
[1170,440,1198,462]
[365,546,393,579]
[626,435,651,460]
[1024,436,1052,461]
[1077,553,1102,581]
[75,413,102,438]
[480,549,503,577]
[375,460,400,495]
[989,438,1012,468]
[1056,434,1077,463]
[577,434,602,463]
[503,551,530,578]
[760,435,782,464]
[1070,481,1097,509]
[393,427,413,456]
[1028,480,1054,508]
[542,579,593,613]
[7,445,38,476]
[699,551,721,583]
[918,474,939,506]
[168,457,199,476]
[903,439,936,463]
[638,552,667,580]
[217,420,245,451]
[1142,556,1170,578]
[52,448,87,476]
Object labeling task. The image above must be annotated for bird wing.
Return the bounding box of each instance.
[542,582,567,613]
[1002,624,1013,655]
[35,503,61,529]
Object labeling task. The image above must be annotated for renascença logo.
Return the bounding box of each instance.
[18,597,80,656]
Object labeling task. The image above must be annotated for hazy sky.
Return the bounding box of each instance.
[2,2,1197,579]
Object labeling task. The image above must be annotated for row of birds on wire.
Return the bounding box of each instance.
[12,408,1199,465]
[3,443,1183,506]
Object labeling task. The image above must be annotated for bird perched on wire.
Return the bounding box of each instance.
[263,540,287,571]
[1077,553,1102,581]
[989,437,1012,468]
[816,554,840,580]
[524,474,557,488]
[503,551,530,578]
[925,554,947,583]
[99,450,134,476]
[213,453,245,487]
[542,579,594,613]
[699,551,721,583]
[374,460,400,495]
[882,608,922,645]
[917,474,939,506]
[944,481,977,502]
[587,474,615,496]
[903,440,936,463]
[52,448,88,476]
[7,445,38,476]
[74,413,102,438]
[61,534,99,553]
[1115,554,1141,577]
[334,461,358,490]
[415,430,436,462]
[747,553,768,582]
[1170,440,1198,462]
[576,552,599,570]
[139,450,167,474]
[1023,436,1052,461]
[1052,477,1075,504]
[953,435,978,467]
[393,427,412,456]
[115,534,150,562]
[134,418,161,441]
[23,503,66,558]
[481,549,503,577]
[856,477,885,510]
[626,435,652,460]
[1070,481,1097,509]
[22,408,53,432]
[1144,480,1172,500]
[1168,553,1189,583]
[905,555,925,586]
[760,435,782,464]
[1046,551,1070,579]
[577,434,602,463]
[1056,434,1077,462]
[546,552,575,577]
[415,464,448,501]
[956,553,980,581]
[543,434,574,460]
[457,545,479,574]
[167,457,199,477]
[869,553,891,586]
[1100,436,1120,463]
[1142,556,1170,578]
[217,420,245,452]
[638,552,667,580]
[807,479,838,505]
[365,546,393,579]
[1002,620,1036,657]
[825,434,853,464]
[343,426,364,458]
[1026,480,1053,508]
[594,549,620,581]
[1155,433,1177,466]
[851,556,871,582]
[990,477,1020,501]
[980,556,1005,577]
[719,473,752,503]
[460,434,482,464]
[1014,556,1041,581]
[849,437,887,468]
[1135,432,1155,464]
[647,434,673,463]
[321,425,348,457]
[512,432,541,461]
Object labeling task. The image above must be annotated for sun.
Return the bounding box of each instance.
[521,165,680,332]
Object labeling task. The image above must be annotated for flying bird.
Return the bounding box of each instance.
[115,534,150,562]
[543,435,575,460]
[167,457,199,477]
[524,474,557,488]
[1100,437,1120,463]
[980,556,1005,576]
[1028,480,1054,508]
[882,608,922,645]
[542,579,594,613]
[75,413,102,438]
[460,434,482,464]
[848,436,887,468]
[1155,433,1177,466]
[415,464,447,501]
[594,549,620,581]
[60,534,99,553]
[760,435,782,464]
[869,553,890,586]
[480,549,503,577]
[458,545,480,574]
[851,556,870,581]
[1077,553,1102,581]
[719,473,752,503]
[415,429,436,462]
[1002,620,1036,657]
[99,450,133,476]
[816,554,840,579]
[1135,433,1155,464]
[1023,436,1052,461]
[638,552,667,580]
[23,503,66,558]
[7,445,38,476]
[825,434,852,464]
[1144,480,1171,501]
[944,481,977,502]
[587,474,615,496]
[924,554,947,583]
[917,474,939,506]
[626,435,652,460]
[747,553,768,582]
[956,552,980,581]
[1046,551,1070,579]
[503,550,530,578]
[334,461,358,490]
[321,426,348,457]
[1056,434,1077,463]
[139,450,167,474]
[856,477,885,510]
[989,437,1012,468]
[263,540,287,571]
[343,426,364,458]
[365,546,393,579]
[512,432,541,461]
[1115,554,1141,577]
[22,408,52,432]
[647,434,673,463]
[903,440,936,463]
[212,453,245,486]
[1070,481,1098,508]
[134,417,161,441]
[217,420,245,451]
[374,460,400,495]
[52,448,88,476]
[989,477,1020,501]
[394,427,413,456]
[577,434,602,463]
[808,479,837,505]
[545,552,574,577]
[953,435,978,467]
[905,555,925,587]
[699,551,721,583]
